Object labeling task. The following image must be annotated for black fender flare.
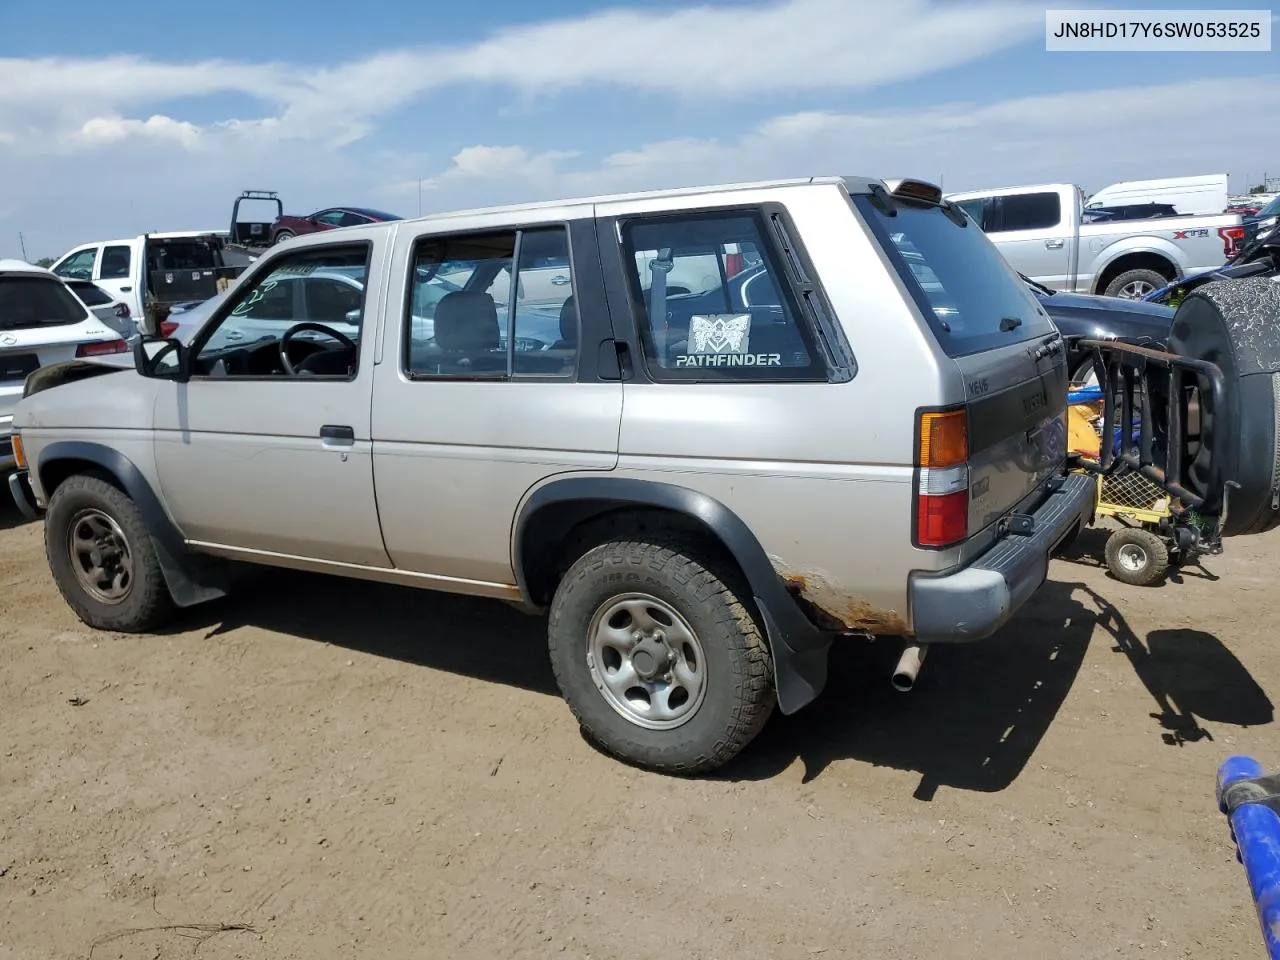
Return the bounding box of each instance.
[514,476,832,714]
[36,441,229,608]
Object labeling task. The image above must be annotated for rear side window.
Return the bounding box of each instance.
[68,281,113,306]
[404,225,578,379]
[100,245,131,279]
[994,192,1061,232]
[853,195,1054,357]
[0,277,88,330]
[620,211,825,381]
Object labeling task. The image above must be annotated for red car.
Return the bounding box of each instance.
[270,206,402,244]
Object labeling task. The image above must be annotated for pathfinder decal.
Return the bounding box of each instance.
[673,313,783,368]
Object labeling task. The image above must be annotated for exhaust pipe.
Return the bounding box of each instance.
[892,642,928,693]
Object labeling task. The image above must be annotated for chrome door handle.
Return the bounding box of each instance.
[550,275,571,285]
[320,424,355,448]
[1045,239,1065,249]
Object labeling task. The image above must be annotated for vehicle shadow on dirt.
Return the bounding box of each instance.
[166,563,1271,798]
[718,572,1273,797]
[0,496,33,533]
[169,568,558,696]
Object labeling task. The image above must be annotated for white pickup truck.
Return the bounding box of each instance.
[945,182,1244,299]
[49,231,253,323]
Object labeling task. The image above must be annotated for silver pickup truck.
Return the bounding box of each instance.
[945,182,1243,299]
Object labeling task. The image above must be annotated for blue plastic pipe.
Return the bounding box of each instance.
[1217,755,1280,959]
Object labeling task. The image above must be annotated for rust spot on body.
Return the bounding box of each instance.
[780,572,908,636]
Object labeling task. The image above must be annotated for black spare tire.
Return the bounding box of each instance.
[1168,275,1280,536]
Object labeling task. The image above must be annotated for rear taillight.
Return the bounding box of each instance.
[160,321,179,337]
[76,339,129,357]
[1219,225,1246,259]
[725,252,746,277]
[914,408,969,548]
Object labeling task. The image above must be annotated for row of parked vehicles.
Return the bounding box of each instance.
[3,171,1279,775]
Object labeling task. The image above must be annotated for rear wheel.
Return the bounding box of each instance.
[45,476,175,632]
[1104,527,1169,586]
[1104,268,1167,300]
[547,536,775,774]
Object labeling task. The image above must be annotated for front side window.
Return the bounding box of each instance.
[190,244,369,379]
[956,198,988,230]
[620,211,824,381]
[404,226,577,378]
[54,248,97,280]
[100,245,131,279]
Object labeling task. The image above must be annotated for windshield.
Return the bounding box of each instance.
[853,194,1054,357]
[0,276,89,330]
[1257,196,1280,218]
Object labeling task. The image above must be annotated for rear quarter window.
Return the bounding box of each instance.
[852,194,1055,358]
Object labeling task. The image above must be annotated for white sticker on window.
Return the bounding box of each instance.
[675,313,781,368]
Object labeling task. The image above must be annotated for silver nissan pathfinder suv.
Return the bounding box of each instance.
[8,176,1093,773]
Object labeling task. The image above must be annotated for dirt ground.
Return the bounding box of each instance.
[2,497,1277,960]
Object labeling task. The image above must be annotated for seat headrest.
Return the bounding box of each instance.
[559,296,578,343]
[434,291,500,353]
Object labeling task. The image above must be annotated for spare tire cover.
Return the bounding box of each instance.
[1168,275,1280,536]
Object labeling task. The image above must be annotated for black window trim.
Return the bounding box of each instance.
[184,238,375,384]
[399,220,581,384]
[615,203,853,385]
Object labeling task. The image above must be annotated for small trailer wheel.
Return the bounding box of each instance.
[1104,528,1170,586]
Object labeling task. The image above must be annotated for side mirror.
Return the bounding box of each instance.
[134,337,188,381]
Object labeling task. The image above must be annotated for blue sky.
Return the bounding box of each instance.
[1,0,1276,259]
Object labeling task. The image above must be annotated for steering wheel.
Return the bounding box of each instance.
[279,322,358,376]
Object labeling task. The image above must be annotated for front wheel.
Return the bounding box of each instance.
[45,475,175,632]
[272,229,295,245]
[547,537,776,774]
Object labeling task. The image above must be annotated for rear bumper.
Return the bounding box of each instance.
[8,469,40,521]
[908,471,1095,643]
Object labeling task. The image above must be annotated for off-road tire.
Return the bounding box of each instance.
[548,537,775,774]
[1103,268,1168,300]
[45,475,175,632]
[1104,527,1169,586]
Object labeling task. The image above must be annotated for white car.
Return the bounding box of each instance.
[1,259,129,470]
[62,278,135,340]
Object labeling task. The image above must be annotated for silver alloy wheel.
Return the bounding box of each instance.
[587,593,707,730]
[1116,541,1149,573]
[68,508,134,604]
[1118,279,1156,299]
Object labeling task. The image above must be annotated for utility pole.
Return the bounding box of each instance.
[18,232,28,260]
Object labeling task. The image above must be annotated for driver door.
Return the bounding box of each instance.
[151,237,391,569]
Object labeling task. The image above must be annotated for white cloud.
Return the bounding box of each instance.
[78,114,202,149]
[0,0,1043,154]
